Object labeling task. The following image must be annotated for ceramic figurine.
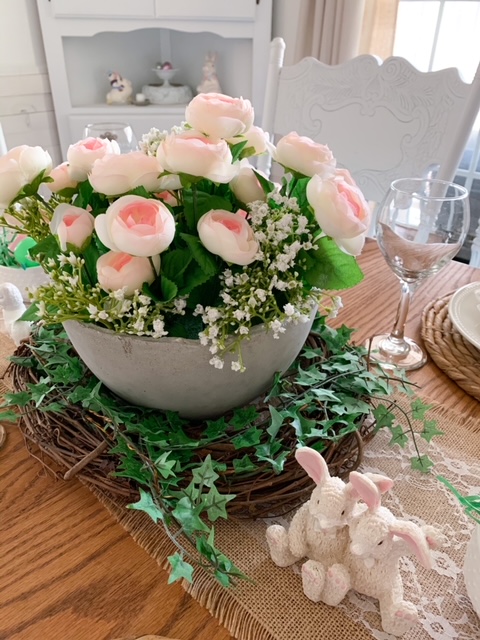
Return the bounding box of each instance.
[0,282,31,345]
[266,447,393,606]
[106,71,133,105]
[197,52,222,94]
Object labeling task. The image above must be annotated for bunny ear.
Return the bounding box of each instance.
[295,447,330,485]
[389,521,432,570]
[364,472,394,495]
[348,471,381,511]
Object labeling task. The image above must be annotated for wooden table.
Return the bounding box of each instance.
[0,240,479,640]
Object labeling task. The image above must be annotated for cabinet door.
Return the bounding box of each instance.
[51,0,155,18]
[154,0,256,20]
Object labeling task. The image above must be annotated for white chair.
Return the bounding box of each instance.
[258,38,480,263]
[0,123,7,156]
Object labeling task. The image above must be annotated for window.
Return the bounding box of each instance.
[394,0,480,262]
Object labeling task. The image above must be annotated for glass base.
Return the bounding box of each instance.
[367,334,427,371]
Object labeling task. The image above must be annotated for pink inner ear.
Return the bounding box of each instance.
[390,521,432,570]
[366,472,394,495]
[349,471,381,511]
[295,447,330,485]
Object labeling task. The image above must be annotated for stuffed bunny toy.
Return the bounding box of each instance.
[266,447,393,605]
[0,282,31,345]
[341,471,445,637]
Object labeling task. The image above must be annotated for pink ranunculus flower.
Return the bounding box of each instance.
[0,145,52,208]
[95,194,175,257]
[229,161,266,204]
[97,251,160,297]
[89,151,164,196]
[185,93,254,139]
[228,125,271,156]
[155,191,178,207]
[156,131,236,183]
[197,209,259,266]
[275,132,336,178]
[67,137,120,182]
[48,162,78,193]
[49,203,95,251]
[306,171,371,256]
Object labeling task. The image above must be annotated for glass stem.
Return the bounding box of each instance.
[390,280,416,341]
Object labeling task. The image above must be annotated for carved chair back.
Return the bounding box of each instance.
[259,38,480,207]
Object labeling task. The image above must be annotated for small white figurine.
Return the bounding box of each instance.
[0,282,32,345]
[197,52,222,94]
[106,71,133,105]
[266,447,393,606]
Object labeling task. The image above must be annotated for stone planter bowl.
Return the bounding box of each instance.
[464,523,480,617]
[63,310,316,420]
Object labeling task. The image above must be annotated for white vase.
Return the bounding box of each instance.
[63,309,316,419]
[464,523,480,617]
[0,265,49,302]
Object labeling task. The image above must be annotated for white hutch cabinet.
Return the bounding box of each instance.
[36,0,272,158]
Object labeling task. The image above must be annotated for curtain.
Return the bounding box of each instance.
[294,0,399,65]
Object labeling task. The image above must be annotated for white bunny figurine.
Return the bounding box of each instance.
[0,282,32,345]
[343,471,445,637]
[266,447,393,606]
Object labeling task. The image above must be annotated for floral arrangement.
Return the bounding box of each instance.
[0,93,370,368]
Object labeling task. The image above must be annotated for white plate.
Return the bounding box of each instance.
[448,281,480,350]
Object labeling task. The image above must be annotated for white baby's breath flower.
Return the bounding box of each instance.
[58,254,69,266]
[239,326,249,335]
[209,356,224,369]
[193,304,204,316]
[87,304,98,317]
[231,360,244,372]
[37,300,46,317]
[98,310,109,320]
[283,303,295,316]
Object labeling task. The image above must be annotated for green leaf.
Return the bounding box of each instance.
[161,248,193,285]
[420,420,444,443]
[230,405,259,429]
[180,233,218,277]
[154,451,177,479]
[229,139,248,162]
[231,427,262,449]
[128,488,164,523]
[266,405,284,438]
[232,454,257,474]
[0,409,20,422]
[372,404,395,430]
[388,425,408,447]
[302,236,364,290]
[183,190,232,230]
[73,180,94,209]
[202,485,236,521]
[192,455,219,488]
[410,455,434,473]
[3,390,32,408]
[253,170,276,197]
[29,235,59,262]
[161,275,178,302]
[172,496,210,534]
[168,553,194,584]
[411,399,434,420]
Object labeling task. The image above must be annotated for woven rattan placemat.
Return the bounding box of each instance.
[421,292,480,402]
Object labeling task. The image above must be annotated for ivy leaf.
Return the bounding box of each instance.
[372,404,395,430]
[267,405,284,438]
[420,420,444,443]
[230,405,259,429]
[0,409,20,422]
[192,455,219,488]
[172,496,210,534]
[204,416,229,440]
[232,454,257,474]
[410,399,434,420]
[154,451,177,479]
[168,553,194,584]
[410,455,434,473]
[231,427,262,449]
[3,391,33,407]
[128,488,164,523]
[388,425,408,448]
[202,485,236,521]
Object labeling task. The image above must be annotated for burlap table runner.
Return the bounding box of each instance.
[1,331,479,639]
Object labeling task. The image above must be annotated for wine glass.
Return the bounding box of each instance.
[83,122,137,153]
[369,177,470,371]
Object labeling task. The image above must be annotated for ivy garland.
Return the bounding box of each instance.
[1,318,442,585]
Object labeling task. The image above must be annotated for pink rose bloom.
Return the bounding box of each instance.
[49,203,95,251]
[95,195,175,257]
[156,131,236,183]
[48,162,78,193]
[155,191,178,207]
[275,132,336,178]
[185,93,254,139]
[230,161,266,204]
[67,137,120,182]
[97,251,160,296]
[0,145,52,208]
[89,152,164,196]
[306,171,371,256]
[197,209,259,266]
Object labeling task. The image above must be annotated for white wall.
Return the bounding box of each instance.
[0,0,61,163]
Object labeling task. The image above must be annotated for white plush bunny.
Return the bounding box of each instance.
[266,447,393,605]
[342,471,445,637]
[0,282,31,345]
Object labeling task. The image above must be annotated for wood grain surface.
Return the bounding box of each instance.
[0,240,478,640]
